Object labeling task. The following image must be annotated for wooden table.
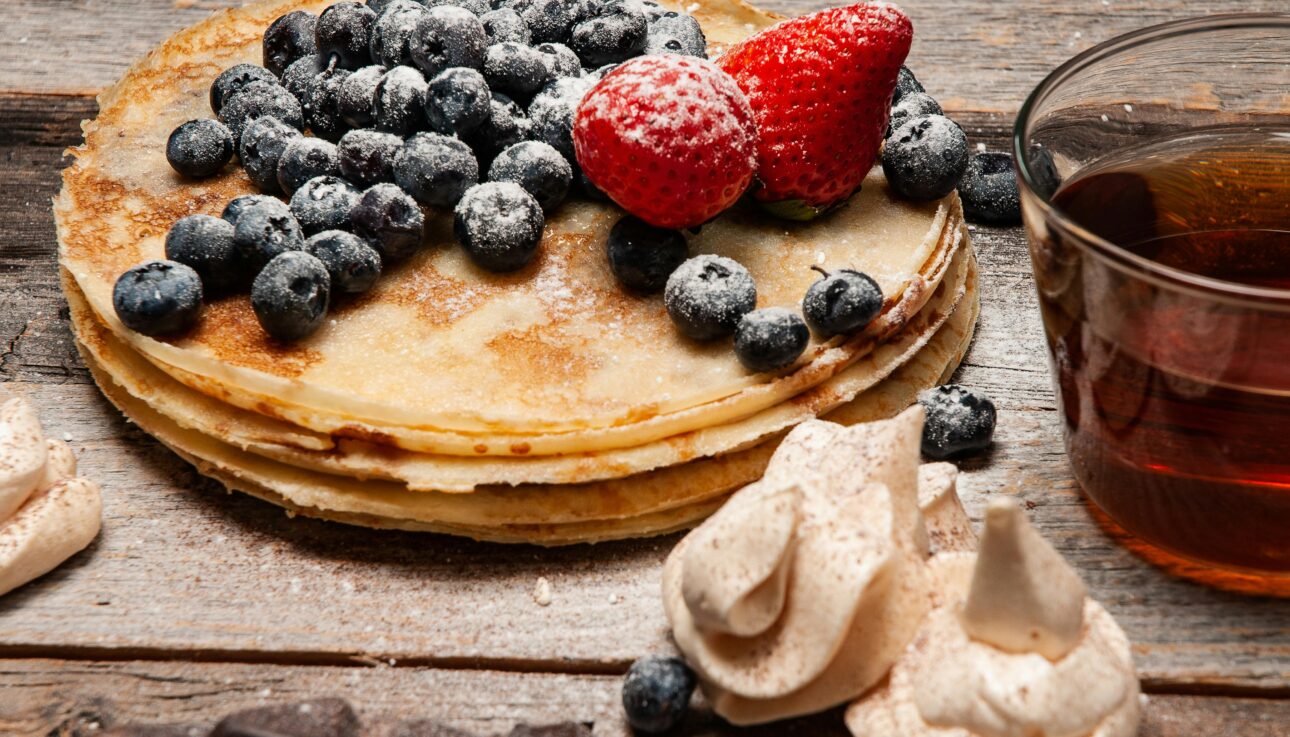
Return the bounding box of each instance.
[2,1,1288,735]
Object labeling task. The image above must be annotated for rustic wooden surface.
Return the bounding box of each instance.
[2,1,1289,735]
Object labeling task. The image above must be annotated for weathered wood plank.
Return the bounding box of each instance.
[5,0,1288,112]
[2,659,1288,737]
[0,98,1287,691]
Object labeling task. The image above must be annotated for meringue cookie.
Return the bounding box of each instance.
[846,499,1141,737]
[0,392,103,597]
[663,408,936,725]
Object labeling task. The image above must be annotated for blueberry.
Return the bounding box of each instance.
[165,215,240,292]
[960,151,1021,225]
[570,0,647,67]
[411,6,488,78]
[488,140,571,212]
[238,116,303,193]
[644,11,705,58]
[892,65,924,105]
[233,199,306,272]
[251,251,331,342]
[305,230,382,293]
[284,54,353,141]
[338,128,403,186]
[425,67,491,137]
[373,65,429,136]
[351,183,426,260]
[221,194,283,227]
[1025,142,1063,198]
[734,307,810,372]
[210,63,278,114]
[802,267,883,338]
[315,1,376,69]
[888,92,942,137]
[369,0,431,68]
[263,10,318,77]
[277,137,342,195]
[622,656,696,734]
[639,0,667,22]
[464,92,530,167]
[454,182,543,272]
[664,254,757,341]
[481,8,531,44]
[917,384,997,459]
[520,0,581,44]
[166,119,234,178]
[882,114,968,201]
[112,260,204,337]
[338,64,387,129]
[290,175,362,234]
[606,215,686,294]
[424,0,489,15]
[527,76,591,165]
[483,42,553,97]
[535,42,581,78]
[218,81,304,145]
[395,132,480,207]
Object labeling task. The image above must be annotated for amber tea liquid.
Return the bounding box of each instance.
[1042,127,1290,574]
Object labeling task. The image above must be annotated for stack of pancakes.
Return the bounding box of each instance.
[54,0,979,545]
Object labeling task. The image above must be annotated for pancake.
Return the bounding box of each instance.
[78,280,976,544]
[66,246,973,492]
[55,0,963,456]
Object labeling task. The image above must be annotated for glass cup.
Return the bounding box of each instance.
[1013,14,1290,592]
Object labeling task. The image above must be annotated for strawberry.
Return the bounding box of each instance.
[573,56,758,230]
[717,3,913,219]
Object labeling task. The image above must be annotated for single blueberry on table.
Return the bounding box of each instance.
[315,1,376,70]
[306,229,382,294]
[621,656,696,734]
[918,384,997,459]
[481,8,531,45]
[351,182,426,261]
[210,63,278,114]
[570,0,648,68]
[959,151,1022,225]
[277,137,343,195]
[483,42,554,98]
[488,140,572,212]
[338,128,404,187]
[218,81,304,145]
[664,254,757,341]
[606,215,687,295]
[644,10,706,58]
[395,132,480,208]
[882,114,969,201]
[166,119,234,178]
[164,214,241,292]
[290,175,362,235]
[368,0,431,68]
[372,65,429,136]
[424,67,492,137]
[453,182,544,272]
[112,260,204,337]
[251,251,332,342]
[232,199,307,273]
[338,64,387,129]
[238,115,303,194]
[410,6,488,78]
[802,266,883,338]
[735,307,810,373]
[221,194,283,227]
[263,10,318,77]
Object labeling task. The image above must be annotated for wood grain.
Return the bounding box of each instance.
[3,659,1288,737]
[1,95,1287,695]
[6,0,1289,111]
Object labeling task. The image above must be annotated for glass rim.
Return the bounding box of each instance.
[1013,12,1290,307]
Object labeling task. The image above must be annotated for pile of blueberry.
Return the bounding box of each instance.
[115,0,708,342]
[881,66,1021,224]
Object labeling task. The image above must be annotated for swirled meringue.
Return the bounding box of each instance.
[0,391,102,597]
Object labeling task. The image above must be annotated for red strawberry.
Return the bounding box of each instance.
[717,3,913,219]
[574,56,758,230]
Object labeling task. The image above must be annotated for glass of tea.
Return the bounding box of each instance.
[1014,14,1290,588]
